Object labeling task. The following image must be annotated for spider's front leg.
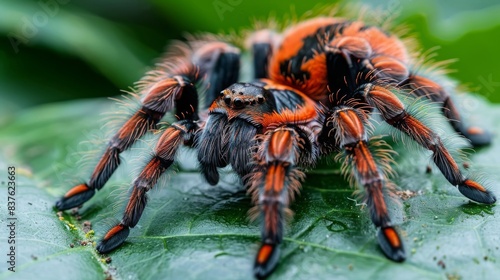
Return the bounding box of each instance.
[320,105,406,262]
[360,83,496,204]
[250,126,313,279]
[55,40,240,211]
[97,120,200,253]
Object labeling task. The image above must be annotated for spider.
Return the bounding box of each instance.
[55,15,496,279]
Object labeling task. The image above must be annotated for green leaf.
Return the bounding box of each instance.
[1,95,499,280]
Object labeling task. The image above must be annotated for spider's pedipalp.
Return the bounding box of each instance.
[97,120,199,253]
[362,83,496,204]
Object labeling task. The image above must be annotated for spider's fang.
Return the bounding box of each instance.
[97,224,130,254]
[377,226,405,262]
[55,184,95,210]
[458,179,496,204]
[254,243,281,279]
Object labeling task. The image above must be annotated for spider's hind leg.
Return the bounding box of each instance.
[400,74,491,146]
[361,83,496,204]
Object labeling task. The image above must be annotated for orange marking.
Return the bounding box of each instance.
[269,18,345,101]
[156,127,182,159]
[384,227,401,248]
[257,244,274,264]
[371,56,408,79]
[354,142,377,175]
[64,184,89,198]
[265,164,285,193]
[467,127,484,135]
[464,179,487,192]
[404,116,433,145]
[338,110,364,140]
[138,158,162,184]
[268,130,292,158]
[369,86,404,113]
[118,111,147,140]
[144,79,179,102]
[91,147,116,181]
[104,224,124,241]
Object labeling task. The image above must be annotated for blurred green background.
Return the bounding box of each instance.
[1,0,500,117]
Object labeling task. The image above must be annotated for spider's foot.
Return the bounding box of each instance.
[96,224,130,254]
[377,226,405,262]
[460,126,492,147]
[254,243,280,279]
[459,179,496,204]
[55,184,95,211]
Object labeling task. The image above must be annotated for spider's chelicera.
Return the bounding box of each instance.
[56,17,496,278]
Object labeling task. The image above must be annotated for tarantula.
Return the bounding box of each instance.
[55,16,496,278]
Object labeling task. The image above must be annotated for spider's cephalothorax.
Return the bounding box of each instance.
[56,16,496,279]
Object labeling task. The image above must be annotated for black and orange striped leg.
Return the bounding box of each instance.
[361,84,496,204]
[97,120,198,253]
[250,127,308,279]
[400,74,491,146]
[55,75,197,211]
[326,106,405,261]
[56,41,241,211]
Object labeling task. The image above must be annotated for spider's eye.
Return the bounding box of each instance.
[224,96,231,105]
[234,98,244,108]
[257,95,265,104]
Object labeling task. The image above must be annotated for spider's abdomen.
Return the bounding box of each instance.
[269,17,409,103]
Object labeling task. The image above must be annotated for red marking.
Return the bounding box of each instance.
[64,184,89,198]
[467,127,484,135]
[257,244,274,264]
[464,179,487,192]
[384,227,401,248]
[103,224,125,241]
